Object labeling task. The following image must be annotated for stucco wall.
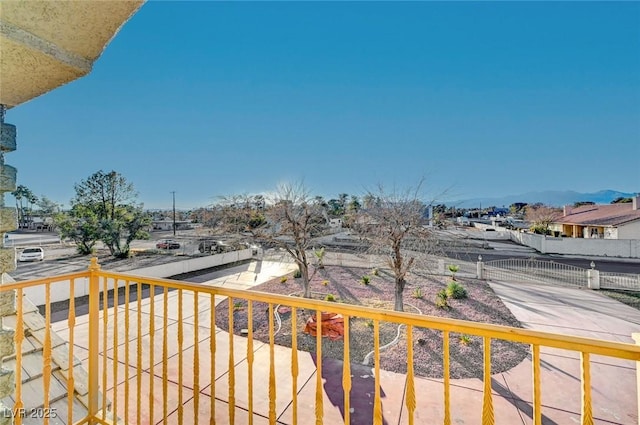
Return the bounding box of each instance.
[617,220,640,240]
[509,230,640,258]
[24,249,253,306]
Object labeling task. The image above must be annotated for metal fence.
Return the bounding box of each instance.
[600,271,640,291]
[483,258,589,288]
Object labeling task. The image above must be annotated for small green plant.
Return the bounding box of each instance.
[324,294,336,302]
[280,276,288,283]
[314,247,326,269]
[321,280,330,286]
[435,289,449,309]
[411,287,424,299]
[371,267,379,276]
[459,334,472,346]
[446,281,467,299]
[360,275,371,285]
[293,268,302,278]
[233,302,243,312]
[448,264,460,280]
[365,319,374,328]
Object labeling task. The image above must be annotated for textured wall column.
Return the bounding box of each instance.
[0,105,17,423]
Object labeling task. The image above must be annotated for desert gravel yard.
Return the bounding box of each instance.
[216,265,529,379]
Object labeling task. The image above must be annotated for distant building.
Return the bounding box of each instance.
[152,219,193,231]
[551,195,640,239]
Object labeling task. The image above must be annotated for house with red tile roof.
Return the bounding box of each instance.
[552,195,640,239]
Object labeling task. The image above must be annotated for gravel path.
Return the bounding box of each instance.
[216,265,529,379]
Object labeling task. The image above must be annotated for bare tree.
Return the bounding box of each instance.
[353,182,436,311]
[214,184,326,298]
[525,205,561,235]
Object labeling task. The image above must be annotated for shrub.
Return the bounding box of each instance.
[365,319,374,328]
[233,302,243,312]
[360,275,371,285]
[280,276,288,283]
[324,294,336,302]
[293,268,302,278]
[436,289,449,309]
[411,287,424,299]
[446,281,467,299]
[448,264,459,280]
[321,280,330,286]
[459,335,472,346]
[371,268,379,276]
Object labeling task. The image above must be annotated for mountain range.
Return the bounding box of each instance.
[451,190,637,209]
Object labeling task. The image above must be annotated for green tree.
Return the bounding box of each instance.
[611,197,633,204]
[59,170,151,257]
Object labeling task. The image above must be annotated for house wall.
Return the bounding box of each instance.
[618,220,640,240]
[509,230,640,258]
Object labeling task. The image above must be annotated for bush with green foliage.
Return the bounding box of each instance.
[321,280,330,286]
[459,335,472,346]
[371,268,379,276]
[324,294,336,302]
[280,276,288,283]
[411,287,424,299]
[447,264,459,280]
[436,289,449,309]
[360,275,371,285]
[293,268,302,278]
[446,281,467,299]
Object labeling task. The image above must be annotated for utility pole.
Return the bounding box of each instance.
[171,191,176,236]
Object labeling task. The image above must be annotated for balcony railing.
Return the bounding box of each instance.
[1,258,640,425]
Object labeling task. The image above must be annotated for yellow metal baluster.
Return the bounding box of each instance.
[405,325,416,425]
[291,307,298,425]
[443,331,451,425]
[149,284,155,425]
[210,293,216,425]
[88,259,101,421]
[163,286,169,424]
[102,277,108,421]
[124,280,130,423]
[43,282,51,425]
[112,279,119,421]
[194,291,200,425]
[137,282,143,425]
[581,352,593,425]
[178,289,184,424]
[14,288,23,425]
[315,309,323,425]
[228,297,235,424]
[268,303,276,423]
[247,300,254,425]
[342,315,351,425]
[482,336,494,425]
[373,320,382,425]
[532,344,541,425]
[67,280,75,425]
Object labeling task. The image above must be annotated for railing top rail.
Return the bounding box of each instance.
[484,258,589,272]
[0,270,91,290]
[99,269,640,361]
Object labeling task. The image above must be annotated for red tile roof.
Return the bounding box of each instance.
[557,203,640,227]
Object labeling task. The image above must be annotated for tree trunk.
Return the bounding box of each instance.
[301,262,311,298]
[394,277,405,311]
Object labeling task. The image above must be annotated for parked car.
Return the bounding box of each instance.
[19,247,44,262]
[156,239,180,249]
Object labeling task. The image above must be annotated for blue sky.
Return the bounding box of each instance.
[6,1,640,209]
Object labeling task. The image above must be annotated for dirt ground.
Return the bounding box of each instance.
[216,265,529,379]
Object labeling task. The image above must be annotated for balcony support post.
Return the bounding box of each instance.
[87,258,101,423]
